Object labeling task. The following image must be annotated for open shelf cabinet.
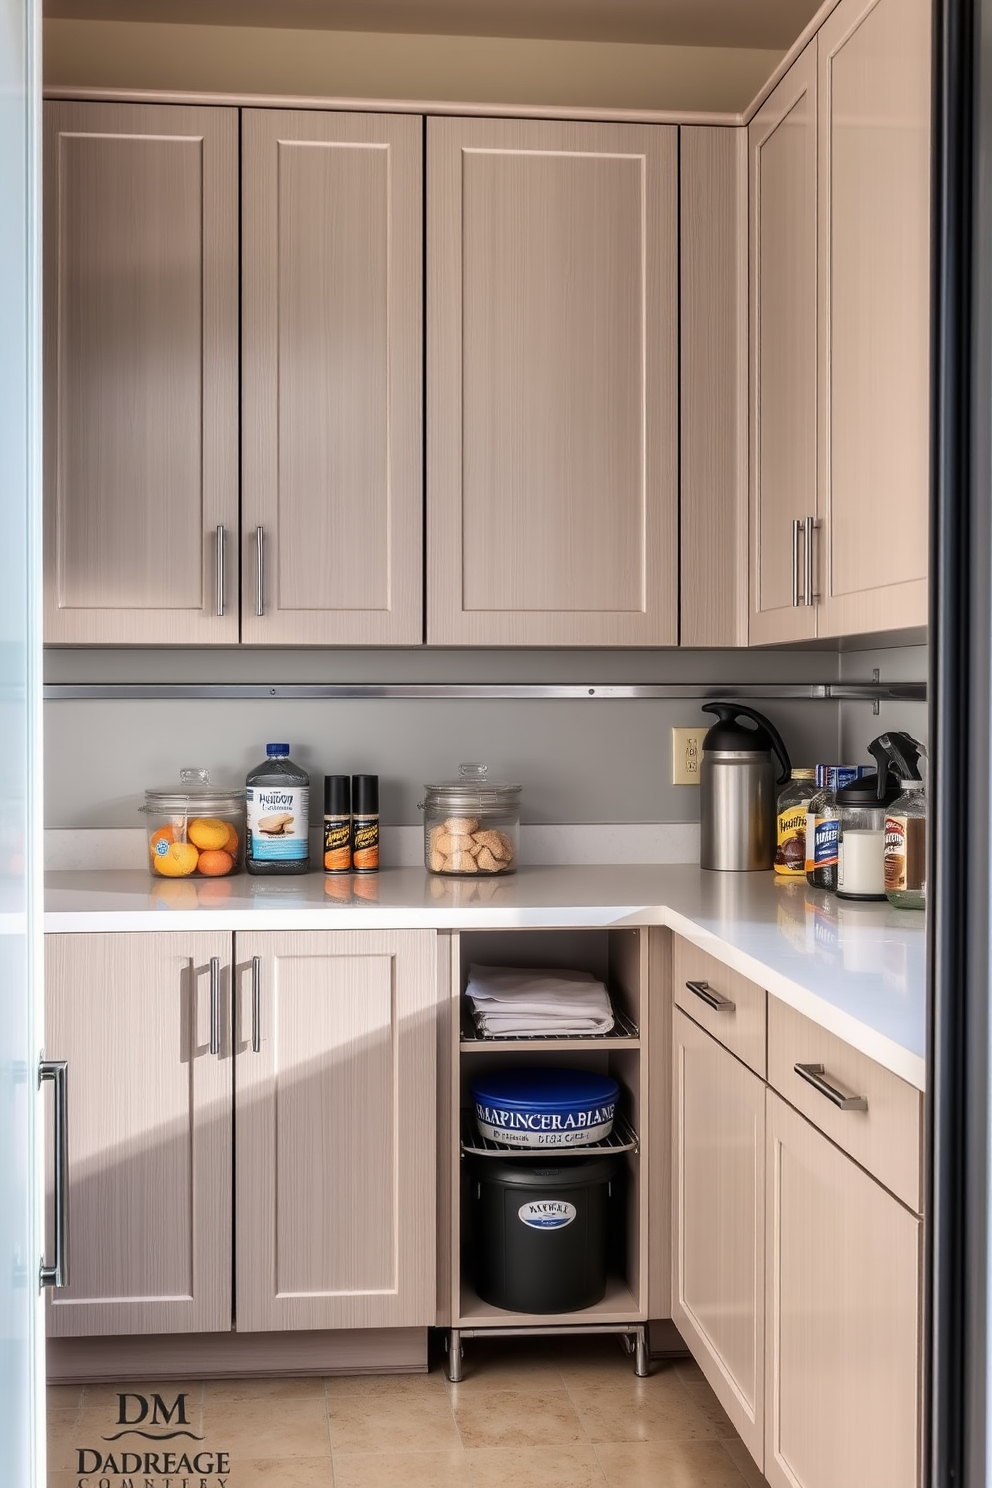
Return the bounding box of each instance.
[439,926,670,1380]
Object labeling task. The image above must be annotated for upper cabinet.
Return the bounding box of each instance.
[44,102,240,645]
[815,0,931,635]
[748,45,819,647]
[45,102,422,647]
[427,117,679,647]
[748,0,931,645]
[241,110,423,645]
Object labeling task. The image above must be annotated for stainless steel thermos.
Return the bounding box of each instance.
[699,703,792,871]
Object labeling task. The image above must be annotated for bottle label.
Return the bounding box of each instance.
[884,814,927,893]
[352,815,379,872]
[246,785,309,861]
[775,804,810,876]
[323,817,352,872]
[812,818,839,868]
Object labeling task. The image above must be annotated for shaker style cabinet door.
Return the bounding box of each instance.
[672,1009,765,1467]
[764,1091,921,1488]
[43,102,239,644]
[815,0,931,637]
[241,110,423,645]
[427,116,678,646]
[234,930,437,1330]
[748,44,818,646]
[44,933,233,1336]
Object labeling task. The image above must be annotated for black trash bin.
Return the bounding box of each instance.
[469,1153,617,1313]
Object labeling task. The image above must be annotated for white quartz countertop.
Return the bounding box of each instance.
[44,864,927,1090]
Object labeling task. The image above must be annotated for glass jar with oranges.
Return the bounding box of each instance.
[141,769,245,878]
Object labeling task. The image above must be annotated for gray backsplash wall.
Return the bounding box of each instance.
[45,646,845,829]
[838,644,929,767]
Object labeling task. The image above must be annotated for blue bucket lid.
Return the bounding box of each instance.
[471,1068,619,1110]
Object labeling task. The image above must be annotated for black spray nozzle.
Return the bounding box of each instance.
[867,732,925,799]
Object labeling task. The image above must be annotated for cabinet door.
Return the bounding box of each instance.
[428,117,678,647]
[749,45,818,645]
[672,1009,765,1466]
[44,933,233,1336]
[44,102,239,644]
[234,930,437,1330]
[765,1091,920,1488]
[815,0,930,637]
[242,110,423,645]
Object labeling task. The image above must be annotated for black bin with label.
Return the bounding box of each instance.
[469,1154,617,1313]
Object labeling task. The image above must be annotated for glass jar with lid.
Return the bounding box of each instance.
[141,768,245,879]
[420,763,521,876]
[835,772,900,901]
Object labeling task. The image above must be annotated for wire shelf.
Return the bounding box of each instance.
[460,1108,639,1159]
[460,1001,639,1044]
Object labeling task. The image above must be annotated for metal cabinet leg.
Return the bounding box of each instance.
[447,1329,464,1383]
[634,1326,650,1378]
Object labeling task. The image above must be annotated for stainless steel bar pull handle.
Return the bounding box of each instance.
[39,1059,69,1290]
[251,956,262,1054]
[255,526,264,617]
[215,525,225,617]
[792,519,802,607]
[209,957,221,1056]
[685,979,736,1013]
[804,516,816,607]
[794,1061,867,1111]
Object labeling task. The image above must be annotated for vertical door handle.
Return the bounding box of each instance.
[209,957,221,1056]
[215,525,225,617]
[804,516,816,607]
[251,956,262,1053]
[255,526,265,617]
[792,519,802,607]
[39,1059,69,1290]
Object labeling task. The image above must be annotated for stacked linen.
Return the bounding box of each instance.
[466,964,615,1037]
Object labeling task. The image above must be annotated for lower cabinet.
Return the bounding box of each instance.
[234,929,437,1330]
[44,927,437,1338]
[45,932,234,1337]
[672,1007,765,1464]
[764,1091,921,1488]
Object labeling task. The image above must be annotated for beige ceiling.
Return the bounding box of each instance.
[43,0,822,50]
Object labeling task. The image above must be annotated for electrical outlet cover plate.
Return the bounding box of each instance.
[672,727,705,786]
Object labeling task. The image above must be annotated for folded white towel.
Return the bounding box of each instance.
[466,964,614,1036]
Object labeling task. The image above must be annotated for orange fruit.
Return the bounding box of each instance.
[149,824,176,858]
[222,822,240,856]
[153,841,200,877]
[188,817,230,852]
[197,849,234,877]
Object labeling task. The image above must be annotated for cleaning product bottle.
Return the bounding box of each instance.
[883,735,928,910]
[245,744,310,875]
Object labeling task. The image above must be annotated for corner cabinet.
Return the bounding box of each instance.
[672,1007,765,1465]
[44,928,437,1340]
[748,44,818,647]
[43,103,240,645]
[427,117,679,647]
[748,0,931,645]
[671,938,923,1486]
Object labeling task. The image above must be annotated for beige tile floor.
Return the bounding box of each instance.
[47,1339,770,1487]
